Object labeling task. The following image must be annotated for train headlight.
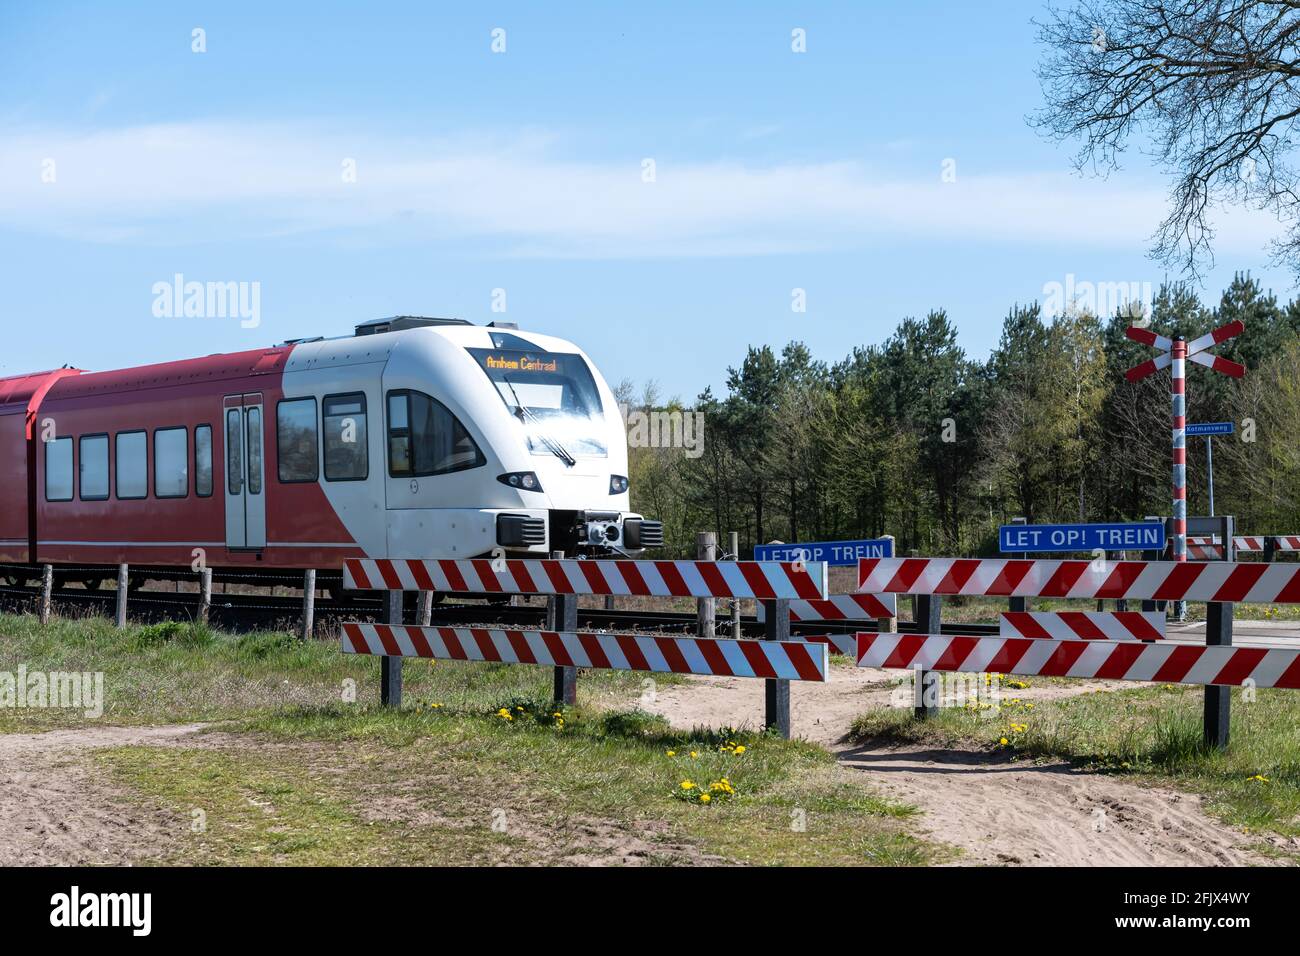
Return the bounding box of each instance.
[497,471,543,492]
[609,475,629,494]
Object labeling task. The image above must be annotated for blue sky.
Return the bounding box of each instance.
[0,1,1291,400]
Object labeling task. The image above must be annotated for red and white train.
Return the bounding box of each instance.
[0,316,662,584]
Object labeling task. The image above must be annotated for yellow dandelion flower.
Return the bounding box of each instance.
[680,780,695,790]
[699,793,711,803]
[690,751,699,759]
[666,750,676,757]
[734,745,746,755]
[999,737,1009,746]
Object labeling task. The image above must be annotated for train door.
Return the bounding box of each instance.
[223,393,267,550]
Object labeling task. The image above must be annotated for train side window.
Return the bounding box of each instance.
[155,427,189,499]
[277,398,319,482]
[116,431,148,499]
[226,410,244,496]
[246,408,263,495]
[323,393,368,481]
[387,389,486,477]
[79,434,109,501]
[45,437,74,502]
[387,392,412,476]
[195,425,213,497]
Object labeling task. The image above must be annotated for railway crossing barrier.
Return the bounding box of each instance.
[1187,535,1300,561]
[999,610,1165,641]
[856,556,1300,748]
[856,633,1300,689]
[342,557,831,738]
[341,623,830,682]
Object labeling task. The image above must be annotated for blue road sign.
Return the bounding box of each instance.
[998,522,1166,554]
[755,538,894,566]
[1186,421,1234,436]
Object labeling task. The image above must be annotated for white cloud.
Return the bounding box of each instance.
[0,120,1282,258]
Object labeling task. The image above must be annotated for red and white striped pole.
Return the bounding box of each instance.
[1171,335,1187,618]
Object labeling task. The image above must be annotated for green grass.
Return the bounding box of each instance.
[0,611,675,731]
[98,701,937,866]
[850,682,1300,845]
[0,610,938,865]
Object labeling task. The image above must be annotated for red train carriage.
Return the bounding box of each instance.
[0,317,660,585]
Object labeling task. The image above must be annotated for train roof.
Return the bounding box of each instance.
[43,347,293,402]
[13,319,588,403]
[0,369,83,411]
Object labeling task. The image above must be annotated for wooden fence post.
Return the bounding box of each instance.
[761,597,791,738]
[380,589,403,707]
[39,564,53,625]
[548,550,578,706]
[696,532,717,638]
[198,568,212,625]
[115,563,129,629]
[300,569,316,640]
[914,593,941,719]
[417,590,434,627]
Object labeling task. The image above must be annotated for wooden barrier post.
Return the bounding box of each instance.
[300,569,316,640]
[914,593,941,719]
[878,535,897,632]
[1204,600,1233,750]
[696,532,717,638]
[548,550,578,706]
[417,590,434,627]
[730,531,742,638]
[1265,536,1278,564]
[1115,552,1127,611]
[380,589,403,707]
[39,564,53,625]
[1008,518,1028,614]
[198,568,212,625]
[1142,516,1163,613]
[115,563,128,629]
[762,597,791,738]
[1203,516,1234,749]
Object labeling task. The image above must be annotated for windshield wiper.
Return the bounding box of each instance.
[502,377,577,467]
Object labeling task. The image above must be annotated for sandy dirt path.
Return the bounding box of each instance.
[639,663,1273,866]
[0,724,208,866]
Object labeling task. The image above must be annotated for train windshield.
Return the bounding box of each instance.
[467,347,607,459]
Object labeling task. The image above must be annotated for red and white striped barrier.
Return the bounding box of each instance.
[1187,535,1257,554]
[857,557,1300,603]
[856,633,1300,689]
[1174,536,1299,558]
[341,623,829,681]
[344,558,827,600]
[756,593,897,623]
[999,611,1166,641]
